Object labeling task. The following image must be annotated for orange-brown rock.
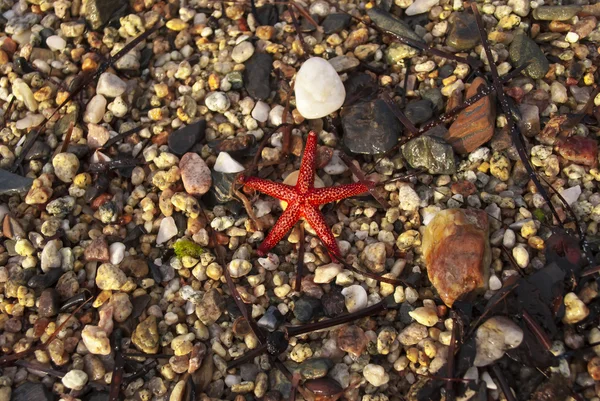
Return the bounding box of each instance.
[556,136,598,167]
[84,236,110,262]
[445,78,496,154]
[422,209,490,307]
[336,325,368,357]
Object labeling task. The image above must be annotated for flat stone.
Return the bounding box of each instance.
[446,12,480,51]
[168,120,206,155]
[180,152,212,196]
[342,99,401,155]
[402,134,456,174]
[422,209,490,307]
[85,236,110,262]
[195,289,225,325]
[445,77,495,154]
[11,382,55,401]
[0,169,33,195]
[295,57,346,119]
[213,152,245,174]
[321,13,352,34]
[405,99,434,125]
[366,7,424,44]
[532,5,581,21]
[336,325,368,357]
[509,30,550,80]
[328,55,360,73]
[244,53,273,100]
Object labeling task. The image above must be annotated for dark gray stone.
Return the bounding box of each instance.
[342,99,401,155]
[446,12,480,51]
[11,382,55,401]
[168,119,206,155]
[244,53,273,100]
[0,169,33,195]
[258,306,285,331]
[367,7,424,43]
[405,99,434,125]
[321,13,352,34]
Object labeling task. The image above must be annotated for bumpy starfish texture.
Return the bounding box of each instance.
[240,131,372,257]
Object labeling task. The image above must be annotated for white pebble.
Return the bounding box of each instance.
[62,370,88,390]
[474,316,523,367]
[157,216,177,244]
[406,0,440,15]
[46,35,66,51]
[489,275,502,291]
[251,100,270,123]
[229,259,252,278]
[214,151,245,173]
[205,91,230,113]
[409,306,439,327]
[363,364,390,386]
[231,41,255,63]
[15,113,44,130]
[109,242,126,265]
[97,72,127,98]
[84,94,107,124]
[295,57,346,119]
[341,285,368,313]
[314,263,342,284]
[559,185,581,206]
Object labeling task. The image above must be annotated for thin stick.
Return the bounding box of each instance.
[294,223,305,292]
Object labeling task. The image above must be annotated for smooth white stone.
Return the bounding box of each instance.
[295,57,345,119]
[341,284,368,313]
[314,263,342,283]
[157,216,177,244]
[97,72,127,98]
[84,94,107,124]
[109,242,126,265]
[46,35,67,51]
[214,151,245,173]
[406,0,440,15]
[251,100,270,122]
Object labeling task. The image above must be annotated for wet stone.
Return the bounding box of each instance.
[322,13,352,34]
[28,268,63,289]
[509,30,550,80]
[168,120,206,155]
[446,12,480,51]
[244,53,273,100]
[342,99,401,155]
[403,134,456,174]
[25,141,51,160]
[556,136,598,167]
[240,364,260,381]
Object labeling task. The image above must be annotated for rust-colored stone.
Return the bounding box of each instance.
[451,180,476,197]
[336,325,368,357]
[445,77,495,154]
[422,209,490,307]
[556,136,598,167]
[84,236,110,262]
[537,115,568,145]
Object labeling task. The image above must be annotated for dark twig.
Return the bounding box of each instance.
[294,223,305,292]
[101,125,145,149]
[491,364,518,401]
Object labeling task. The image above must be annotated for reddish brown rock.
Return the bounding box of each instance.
[445,78,496,154]
[556,136,598,167]
[84,236,110,262]
[451,180,476,197]
[537,115,568,145]
[336,325,368,357]
[422,209,490,307]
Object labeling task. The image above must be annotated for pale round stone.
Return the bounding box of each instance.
[97,72,127,98]
[62,370,88,390]
[474,316,523,367]
[314,263,342,283]
[295,57,346,119]
[363,364,390,386]
[46,35,67,51]
[409,306,439,327]
[341,284,368,313]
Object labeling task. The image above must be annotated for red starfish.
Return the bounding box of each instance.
[239,131,373,257]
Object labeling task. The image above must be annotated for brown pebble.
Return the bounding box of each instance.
[84,236,110,262]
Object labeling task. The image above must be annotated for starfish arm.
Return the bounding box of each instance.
[296,131,318,194]
[307,182,371,205]
[241,176,297,201]
[257,202,302,256]
[301,204,342,257]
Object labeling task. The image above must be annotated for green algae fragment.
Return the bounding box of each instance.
[174,240,204,259]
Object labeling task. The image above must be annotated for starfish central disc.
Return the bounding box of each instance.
[240,131,372,257]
